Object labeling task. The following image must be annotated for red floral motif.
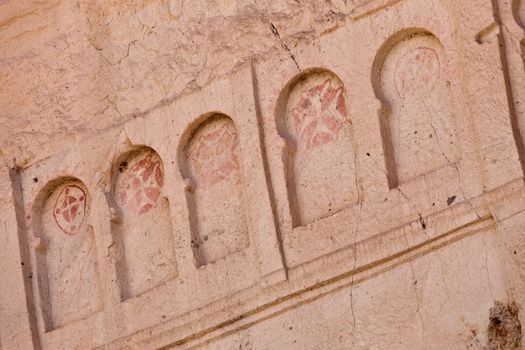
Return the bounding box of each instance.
[189,122,239,188]
[116,154,164,215]
[53,185,87,235]
[394,46,440,97]
[291,78,348,150]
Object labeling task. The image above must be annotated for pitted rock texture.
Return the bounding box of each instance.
[0,0,369,167]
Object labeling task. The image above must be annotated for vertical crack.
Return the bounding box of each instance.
[269,23,300,71]
[251,0,300,71]
[397,186,426,231]
[402,227,428,350]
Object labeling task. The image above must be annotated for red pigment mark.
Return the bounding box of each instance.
[53,185,87,235]
[291,78,347,150]
[188,121,239,188]
[116,153,164,216]
[394,46,440,98]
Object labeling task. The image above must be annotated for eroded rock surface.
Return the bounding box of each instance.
[1,0,525,349]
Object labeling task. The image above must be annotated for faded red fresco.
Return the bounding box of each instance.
[291,78,348,150]
[53,185,87,235]
[116,153,164,216]
[394,46,440,97]
[188,121,240,188]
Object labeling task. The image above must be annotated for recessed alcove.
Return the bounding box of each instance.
[276,69,358,227]
[372,30,459,188]
[31,178,100,331]
[179,114,250,267]
[111,147,177,299]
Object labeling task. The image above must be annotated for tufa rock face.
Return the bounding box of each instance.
[1,0,525,349]
[0,0,355,167]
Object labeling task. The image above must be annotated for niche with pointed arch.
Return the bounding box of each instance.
[277,69,358,227]
[372,30,459,187]
[112,147,177,299]
[180,114,249,267]
[31,178,100,331]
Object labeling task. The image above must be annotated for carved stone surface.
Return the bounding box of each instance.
[112,149,177,298]
[1,0,525,349]
[183,115,249,265]
[115,152,164,216]
[31,179,100,330]
[52,185,87,235]
[376,32,459,185]
[281,71,358,226]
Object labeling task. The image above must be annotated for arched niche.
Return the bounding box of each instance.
[276,69,358,227]
[372,30,459,187]
[179,114,249,267]
[111,147,177,299]
[31,177,100,331]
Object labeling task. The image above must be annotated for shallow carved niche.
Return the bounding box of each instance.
[112,148,177,299]
[374,31,459,187]
[32,179,100,331]
[181,114,249,266]
[278,70,358,227]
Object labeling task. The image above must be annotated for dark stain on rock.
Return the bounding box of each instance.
[447,195,456,206]
[487,301,522,350]
[119,161,128,173]
[418,214,426,229]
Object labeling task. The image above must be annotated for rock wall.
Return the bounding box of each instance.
[1,0,525,349]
